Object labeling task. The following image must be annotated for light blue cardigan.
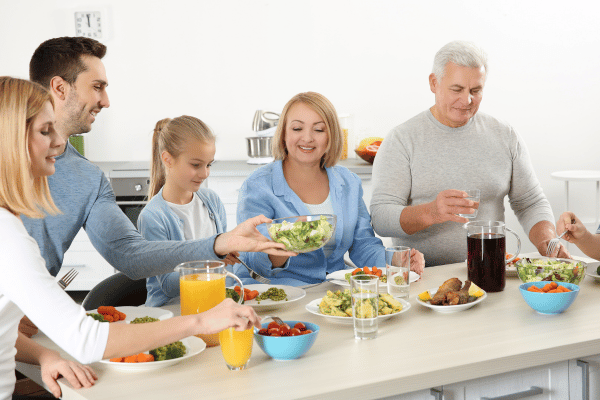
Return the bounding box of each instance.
[235,160,386,286]
[137,188,227,307]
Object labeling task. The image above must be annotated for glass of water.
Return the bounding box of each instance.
[350,275,379,340]
[458,189,480,219]
[385,246,411,299]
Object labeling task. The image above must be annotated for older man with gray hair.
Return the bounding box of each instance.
[370,40,567,267]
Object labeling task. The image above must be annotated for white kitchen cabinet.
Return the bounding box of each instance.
[442,361,569,400]
[61,228,116,291]
[379,387,443,399]
[569,356,599,399]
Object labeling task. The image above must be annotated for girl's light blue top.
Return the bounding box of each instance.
[236,160,385,286]
[138,187,227,307]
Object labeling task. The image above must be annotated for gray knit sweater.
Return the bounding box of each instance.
[370,109,554,267]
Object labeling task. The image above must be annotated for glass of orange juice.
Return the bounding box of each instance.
[175,260,244,347]
[219,327,253,370]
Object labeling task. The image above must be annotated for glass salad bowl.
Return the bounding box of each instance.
[265,214,336,253]
[516,257,587,285]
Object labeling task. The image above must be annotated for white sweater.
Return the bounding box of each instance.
[0,209,109,400]
[370,110,554,267]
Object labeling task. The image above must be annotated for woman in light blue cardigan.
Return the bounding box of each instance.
[235,92,424,286]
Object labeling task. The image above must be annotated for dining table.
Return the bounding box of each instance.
[16,253,600,399]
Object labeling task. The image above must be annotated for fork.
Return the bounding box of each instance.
[261,315,284,325]
[57,268,79,290]
[546,230,568,256]
[233,256,271,284]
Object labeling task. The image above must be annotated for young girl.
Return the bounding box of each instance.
[0,77,261,400]
[139,116,237,307]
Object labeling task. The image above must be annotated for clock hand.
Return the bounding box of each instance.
[86,14,90,27]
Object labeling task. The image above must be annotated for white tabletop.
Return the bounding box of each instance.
[17,254,600,400]
[551,170,600,181]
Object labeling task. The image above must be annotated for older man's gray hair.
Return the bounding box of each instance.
[432,40,488,81]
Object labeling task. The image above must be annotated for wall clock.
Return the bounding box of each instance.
[74,11,103,39]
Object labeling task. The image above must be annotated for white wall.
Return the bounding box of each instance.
[1,0,599,255]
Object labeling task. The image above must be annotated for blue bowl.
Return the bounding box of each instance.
[519,282,580,314]
[254,320,319,360]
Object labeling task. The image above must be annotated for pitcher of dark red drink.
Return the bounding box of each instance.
[465,221,521,292]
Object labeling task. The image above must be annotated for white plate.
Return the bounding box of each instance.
[304,297,411,325]
[87,306,174,323]
[416,288,487,314]
[99,336,206,371]
[326,269,420,291]
[586,262,600,281]
[239,284,306,309]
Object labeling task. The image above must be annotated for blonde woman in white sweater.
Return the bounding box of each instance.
[0,77,262,400]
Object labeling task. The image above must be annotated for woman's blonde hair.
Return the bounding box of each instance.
[272,92,342,168]
[148,115,215,198]
[0,76,59,218]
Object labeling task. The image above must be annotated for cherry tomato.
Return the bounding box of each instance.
[294,322,307,331]
[280,323,291,331]
[279,325,291,336]
[268,327,280,336]
[290,328,302,336]
[267,321,280,331]
[258,328,269,336]
[303,329,313,335]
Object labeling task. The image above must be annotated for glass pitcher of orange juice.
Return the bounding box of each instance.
[175,260,244,347]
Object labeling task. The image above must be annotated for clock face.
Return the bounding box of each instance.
[74,11,103,39]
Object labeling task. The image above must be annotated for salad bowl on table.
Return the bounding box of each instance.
[265,214,336,253]
[516,257,587,285]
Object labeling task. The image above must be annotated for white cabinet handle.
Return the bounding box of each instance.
[577,360,589,400]
[480,386,542,400]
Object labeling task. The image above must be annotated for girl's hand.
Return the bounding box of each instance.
[39,351,97,398]
[557,211,589,244]
[223,251,240,266]
[196,298,262,335]
[410,248,425,277]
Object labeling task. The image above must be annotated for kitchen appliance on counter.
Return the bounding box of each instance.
[246,136,273,165]
[252,110,280,131]
[107,162,151,228]
[247,110,280,164]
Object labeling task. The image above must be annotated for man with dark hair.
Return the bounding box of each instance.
[20,37,292,336]
[29,36,107,88]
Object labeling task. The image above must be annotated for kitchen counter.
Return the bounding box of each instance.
[17,255,600,399]
[93,158,373,178]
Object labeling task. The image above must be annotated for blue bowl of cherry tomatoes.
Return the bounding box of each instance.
[254,320,319,360]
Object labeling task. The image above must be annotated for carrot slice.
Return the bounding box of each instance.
[352,268,361,276]
[363,266,370,274]
[123,355,138,363]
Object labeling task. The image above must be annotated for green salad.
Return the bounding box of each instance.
[267,215,333,252]
[517,258,585,284]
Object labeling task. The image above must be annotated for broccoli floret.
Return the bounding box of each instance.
[226,288,242,303]
[130,316,159,324]
[87,313,106,322]
[150,341,186,361]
